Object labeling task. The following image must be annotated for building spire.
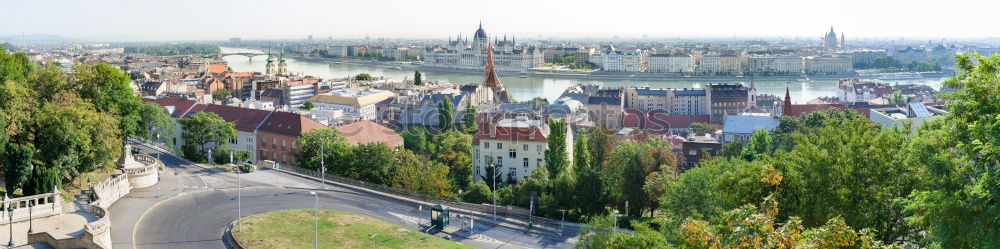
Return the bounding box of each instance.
[483,44,511,103]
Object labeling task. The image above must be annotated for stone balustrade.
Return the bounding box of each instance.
[91,173,130,209]
[125,154,161,188]
[1,189,63,224]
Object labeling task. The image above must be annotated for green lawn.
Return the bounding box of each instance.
[232,209,472,249]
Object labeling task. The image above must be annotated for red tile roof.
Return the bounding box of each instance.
[335,121,404,147]
[783,104,844,117]
[207,64,227,75]
[150,97,198,118]
[258,111,327,137]
[622,109,710,130]
[199,104,273,133]
[472,121,548,145]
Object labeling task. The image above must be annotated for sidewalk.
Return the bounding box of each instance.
[0,203,97,247]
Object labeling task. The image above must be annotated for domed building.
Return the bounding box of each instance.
[423,22,544,73]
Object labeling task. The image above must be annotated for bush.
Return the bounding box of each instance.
[181,144,207,163]
[24,167,61,196]
[211,148,251,165]
[462,182,492,204]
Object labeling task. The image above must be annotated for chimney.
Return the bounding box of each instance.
[489,121,496,138]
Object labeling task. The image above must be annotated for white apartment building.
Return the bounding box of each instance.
[306,88,396,120]
[696,54,721,74]
[472,117,574,183]
[804,56,853,75]
[648,54,693,73]
[600,49,647,72]
[719,55,744,74]
[774,55,804,75]
[625,87,669,111]
[669,89,710,115]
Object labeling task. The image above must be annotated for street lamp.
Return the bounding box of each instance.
[310,191,318,249]
[235,166,242,232]
[27,202,34,234]
[492,162,497,222]
[7,205,14,247]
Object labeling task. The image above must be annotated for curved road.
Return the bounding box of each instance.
[110,142,578,249]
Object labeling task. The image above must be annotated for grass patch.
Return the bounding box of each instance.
[233,209,472,249]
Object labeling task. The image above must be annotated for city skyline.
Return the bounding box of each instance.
[4,0,999,41]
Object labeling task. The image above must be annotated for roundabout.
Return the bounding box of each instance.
[230,209,470,249]
[115,141,579,249]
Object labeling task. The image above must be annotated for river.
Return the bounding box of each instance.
[221,47,946,103]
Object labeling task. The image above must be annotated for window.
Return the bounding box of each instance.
[523,158,529,168]
[509,149,517,158]
[497,143,503,149]
[523,144,528,151]
[484,156,491,165]
[496,156,502,166]
[509,167,516,179]
[484,142,490,149]
[537,145,543,152]
[537,158,543,167]
[688,150,697,156]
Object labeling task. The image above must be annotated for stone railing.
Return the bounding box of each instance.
[91,173,130,209]
[27,204,109,249]
[125,154,161,188]
[1,189,63,224]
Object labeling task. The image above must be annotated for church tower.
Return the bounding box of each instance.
[265,48,276,75]
[278,46,288,76]
[483,44,512,103]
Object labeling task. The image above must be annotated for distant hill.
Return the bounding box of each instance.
[0,34,74,42]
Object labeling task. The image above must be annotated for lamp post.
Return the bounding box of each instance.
[7,205,14,247]
[27,202,34,234]
[492,163,497,222]
[310,191,318,249]
[236,166,242,232]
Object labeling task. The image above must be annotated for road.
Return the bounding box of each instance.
[109,142,579,249]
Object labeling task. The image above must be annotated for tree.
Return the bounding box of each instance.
[431,130,472,189]
[462,182,492,204]
[212,88,231,103]
[348,143,397,185]
[400,127,429,154]
[413,70,423,85]
[301,101,315,110]
[607,140,676,216]
[461,103,477,134]
[480,157,505,191]
[393,150,454,199]
[212,147,251,165]
[137,101,175,148]
[72,62,142,137]
[689,122,716,134]
[178,112,236,162]
[437,96,454,131]
[544,118,569,178]
[24,166,60,196]
[772,111,918,243]
[588,127,614,170]
[739,129,771,161]
[901,53,1000,248]
[719,142,744,159]
[576,215,671,249]
[3,143,33,193]
[680,196,890,249]
[34,93,121,178]
[295,128,351,171]
[354,73,372,81]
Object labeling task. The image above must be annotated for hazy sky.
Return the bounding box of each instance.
[4,0,997,41]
